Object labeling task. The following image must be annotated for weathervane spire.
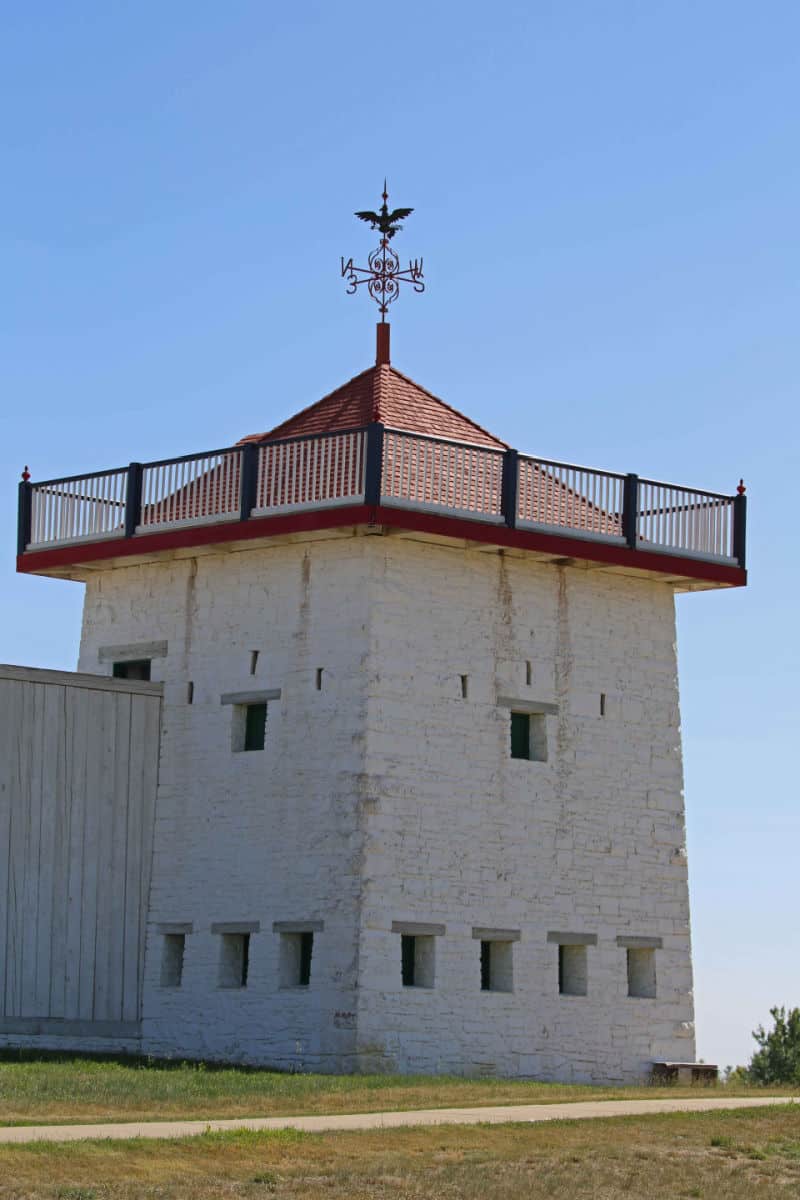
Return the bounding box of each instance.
[340,182,425,326]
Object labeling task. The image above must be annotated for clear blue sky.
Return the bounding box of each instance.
[1,2,797,1070]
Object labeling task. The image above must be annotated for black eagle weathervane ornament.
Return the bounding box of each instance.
[341,181,424,322]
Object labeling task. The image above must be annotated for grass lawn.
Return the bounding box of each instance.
[1,1106,799,1198]
[0,1053,796,1126]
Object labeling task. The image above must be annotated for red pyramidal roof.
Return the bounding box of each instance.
[239,362,506,449]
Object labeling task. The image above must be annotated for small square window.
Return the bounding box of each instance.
[280,931,314,987]
[510,711,529,758]
[480,940,513,993]
[232,702,267,752]
[510,711,547,761]
[113,659,151,681]
[627,947,657,998]
[244,703,267,750]
[160,934,185,988]
[401,934,415,986]
[400,934,435,988]
[559,944,587,996]
[219,932,250,988]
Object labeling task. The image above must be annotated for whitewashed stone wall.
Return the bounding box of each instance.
[78,537,373,1070]
[71,532,694,1080]
[356,540,694,1082]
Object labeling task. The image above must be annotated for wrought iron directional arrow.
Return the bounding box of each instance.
[341,181,425,321]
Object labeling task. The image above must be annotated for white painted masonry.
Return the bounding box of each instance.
[355,539,694,1082]
[8,529,694,1081]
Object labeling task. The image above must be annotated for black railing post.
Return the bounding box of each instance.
[622,472,639,549]
[501,448,519,529]
[364,423,384,507]
[733,492,747,569]
[17,479,32,556]
[239,443,259,522]
[125,462,143,538]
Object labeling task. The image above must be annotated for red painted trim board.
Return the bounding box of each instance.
[17,503,747,588]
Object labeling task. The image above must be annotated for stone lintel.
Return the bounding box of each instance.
[472,927,521,942]
[497,696,558,715]
[547,931,598,946]
[98,640,168,662]
[272,920,325,933]
[220,689,281,706]
[616,935,663,949]
[211,921,261,934]
[391,921,446,937]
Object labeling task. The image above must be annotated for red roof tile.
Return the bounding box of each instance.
[238,364,507,449]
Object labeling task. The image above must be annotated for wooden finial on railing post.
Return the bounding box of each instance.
[733,479,747,569]
[17,467,33,556]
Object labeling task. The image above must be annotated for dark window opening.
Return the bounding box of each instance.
[187,681,194,705]
[244,703,267,751]
[460,674,469,699]
[627,947,657,998]
[160,933,185,987]
[510,711,530,759]
[510,710,547,762]
[299,931,313,986]
[241,934,250,987]
[480,939,513,992]
[600,692,606,717]
[399,933,435,987]
[219,932,250,988]
[401,935,416,987]
[113,659,151,681]
[558,943,587,996]
[316,668,324,691]
[480,941,491,991]
[525,660,532,685]
[279,930,315,987]
[250,650,259,675]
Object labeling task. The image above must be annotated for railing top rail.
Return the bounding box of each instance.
[30,465,129,490]
[145,426,372,469]
[517,453,626,482]
[141,445,245,470]
[519,456,736,501]
[383,426,506,454]
[637,476,735,502]
[26,427,373,489]
[256,424,370,451]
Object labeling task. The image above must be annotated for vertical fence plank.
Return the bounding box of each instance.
[0,680,16,1015]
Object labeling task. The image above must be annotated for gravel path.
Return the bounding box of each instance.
[0,1095,795,1144]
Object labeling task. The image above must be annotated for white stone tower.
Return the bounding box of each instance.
[9,201,747,1080]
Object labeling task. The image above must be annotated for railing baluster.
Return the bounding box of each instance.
[268,445,276,509]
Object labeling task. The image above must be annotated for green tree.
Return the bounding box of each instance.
[747,1006,800,1085]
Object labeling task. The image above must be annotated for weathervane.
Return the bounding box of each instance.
[340,181,424,321]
